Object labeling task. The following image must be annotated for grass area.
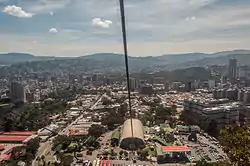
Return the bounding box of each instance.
[111,130,120,139]
[152,135,171,146]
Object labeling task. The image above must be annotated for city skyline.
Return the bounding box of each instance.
[1,0,250,57]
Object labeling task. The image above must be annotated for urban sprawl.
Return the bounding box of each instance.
[0,59,249,166]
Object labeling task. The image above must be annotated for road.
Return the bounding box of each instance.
[90,94,103,110]
[60,93,104,135]
[32,140,53,166]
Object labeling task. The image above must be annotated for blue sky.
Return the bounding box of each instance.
[0,0,250,57]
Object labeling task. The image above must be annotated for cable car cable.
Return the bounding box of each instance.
[118,0,134,139]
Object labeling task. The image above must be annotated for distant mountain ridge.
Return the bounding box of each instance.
[0,49,249,65]
[0,50,250,73]
[0,53,70,65]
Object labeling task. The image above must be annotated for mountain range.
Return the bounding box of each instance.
[0,50,250,73]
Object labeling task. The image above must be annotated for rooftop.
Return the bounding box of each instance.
[0,145,4,151]
[2,131,37,136]
[161,146,190,152]
[0,135,29,142]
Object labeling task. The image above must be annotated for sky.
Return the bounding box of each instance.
[0,0,250,57]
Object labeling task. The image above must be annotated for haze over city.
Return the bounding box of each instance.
[1,0,250,56]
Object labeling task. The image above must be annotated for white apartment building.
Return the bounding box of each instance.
[184,99,240,128]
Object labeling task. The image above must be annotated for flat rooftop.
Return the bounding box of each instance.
[2,131,37,136]
[0,135,29,142]
[161,146,190,152]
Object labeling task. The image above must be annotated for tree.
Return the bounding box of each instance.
[41,155,45,166]
[119,151,124,156]
[86,150,93,155]
[1,100,68,132]
[195,159,231,166]
[102,98,113,105]
[140,150,149,160]
[4,158,18,165]
[60,153,73,166]
[165,133,175,143]
[153,98,161,104]
[117,104,128,117]
[188,132,197,142]
[26,137,40,157]
[115,96,126,104]
[3,117,14,132]
[55,152,64,164]
[52,135,71,151]
[143,105,174,126]
[206,120,219,137]
[171,105,177,116]
[88,124,106,138]
[140,108,154,126]
[101,109,124,129]
[219,125,250,166]
[85,137,100,148]
[110,148,116,156]
[123,151,128,157]
[195,158,211,166]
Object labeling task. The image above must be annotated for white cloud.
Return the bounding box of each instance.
[185,16,196,21]
[1,0,250,56]
[49,28,57,33]
[50,11,53,16]
[2,5,33,18]
[92,18,112,28]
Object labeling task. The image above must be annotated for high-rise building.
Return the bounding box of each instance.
[208,80,216,89]
[129,78,139,91]
[228,59,237,80]
[164,82,170,91]
[139,84,153,95]
[9,81,26,103]
[220,75,227,84]
[186,82,192,92]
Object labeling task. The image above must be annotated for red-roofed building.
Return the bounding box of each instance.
[0,145,27,163]
[0,153,11,162]
[157,146,191,164]
[72,131,88,136]
[100,160,103,166]
[161,146,190,152]
[0,145,4,151]
[2,131,37,136]
[0,135,29,143]
[107,160,111,166]
[102,160,107,166]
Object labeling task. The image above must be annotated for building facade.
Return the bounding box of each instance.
[228,59,237,80]
[9,81,26,103]
[120,119,145,150]
[184,99,240,128]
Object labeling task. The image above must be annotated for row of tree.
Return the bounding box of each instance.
[3,137,40,165]
[219,125,249,166]
[140,104,177,127]
[101,104,127,129]
[1,100,68,132]
[180,109,219,137]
